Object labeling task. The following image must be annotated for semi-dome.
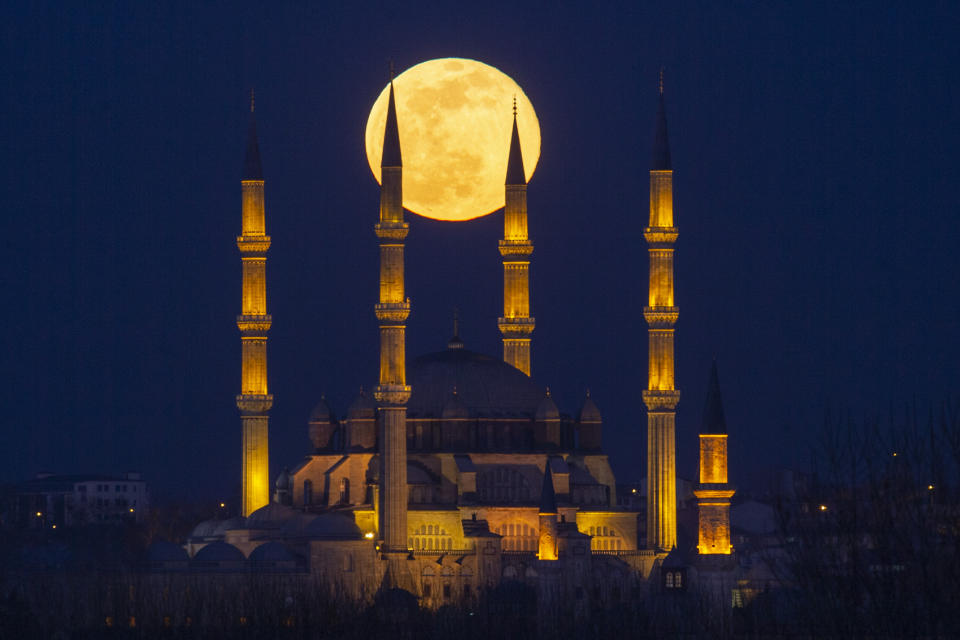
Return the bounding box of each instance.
[245,503,298,530]
[407,348,544,419]
[303,512,363,540]
[213,516,247,536]
[193,541,244,563]
[189,519,223,539]
[249,541,297,563]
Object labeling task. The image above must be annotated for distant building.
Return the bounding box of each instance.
[12,472,148,528]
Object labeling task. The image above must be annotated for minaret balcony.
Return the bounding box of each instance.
[236,315,272,334]
[236,394,274,414]
[375,301,411,323]
[498,240,534,257]
[236,235,272,255]
[643,228,678,246]
[642,390,681,411]
[374,384,412,407]
[643,307,679,327]
[498,316,535,336]
[375,222,409,241]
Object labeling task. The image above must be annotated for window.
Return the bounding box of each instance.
[339,478,349,504]
[412,524,452,551]
[303,480,313,506]
[463,584,471,597]
[665,572,674,588]
[443,584,451,599]
[495,522,537,551]
[423,584,432,597]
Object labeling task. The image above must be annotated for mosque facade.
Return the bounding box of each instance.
[184,72,737,603]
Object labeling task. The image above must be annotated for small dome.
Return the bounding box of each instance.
[348,388,376,420]
[441,388,470,419]
[213,516,247,536]
[193,541,244,563]
[275,468,291,490]
[535,390,560,421]
[303,513,363,540]
[147,540,189,563]
[249,541,296,563]
[245,503,298,530]
[189,519,222,539]
[309,395,332,422]
[280,512,320,537]
[578,392,602,423]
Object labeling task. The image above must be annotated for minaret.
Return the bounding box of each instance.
[236,90,273,517]
[374,74,412,553]
[538,463,559,561]
[498,99,535,375]
[695,361,735,554]
[644,71,680,551]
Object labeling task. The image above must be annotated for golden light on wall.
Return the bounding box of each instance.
[365,58,541,221]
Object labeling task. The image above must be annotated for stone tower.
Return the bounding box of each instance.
[374,76,412,554]
[236,91,273,517]
[695,361,735,554]
[644,74,680,551]
[498,100,535,376]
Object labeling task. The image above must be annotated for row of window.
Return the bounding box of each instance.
[79,484,139,493]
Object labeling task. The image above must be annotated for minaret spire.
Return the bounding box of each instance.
[695,361,735,555]
[499,101,535,375]
[643,75,680,551]
[374,68,412,557]
[236,92,273,516]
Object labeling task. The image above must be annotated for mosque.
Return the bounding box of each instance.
[183,68,737,603]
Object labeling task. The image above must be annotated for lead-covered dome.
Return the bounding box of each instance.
[407,348,544,419]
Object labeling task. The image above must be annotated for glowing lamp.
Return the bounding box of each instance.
[819,504,828,512]
[365,58,541,221]
[364,532,375,540]
[35,511,42,517]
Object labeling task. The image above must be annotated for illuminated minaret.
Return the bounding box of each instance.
[538,464,558,561]
[498,99,535,376]
[236,90,273,517]
[644,72,680,551]
[695,361,735,554]
[374,75,412,553]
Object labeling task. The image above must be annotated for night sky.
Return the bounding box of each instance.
[3,2,958,501]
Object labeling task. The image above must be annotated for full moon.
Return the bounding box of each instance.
[365,58,541,222]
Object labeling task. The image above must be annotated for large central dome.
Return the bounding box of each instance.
[407,348,544,419]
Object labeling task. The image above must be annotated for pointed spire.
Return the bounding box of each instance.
[448,306,464,350]
[505,99,526,185]
[540,462,557,513]
[381,70,402,168]
[652,69,672,171]
[701,360,727,434]
[243,89,264,180]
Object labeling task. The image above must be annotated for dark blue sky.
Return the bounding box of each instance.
[2,1,958,500]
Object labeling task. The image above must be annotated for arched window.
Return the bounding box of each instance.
[413,524,452,551]
[339,477,349,504]
[303,480,313,506]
